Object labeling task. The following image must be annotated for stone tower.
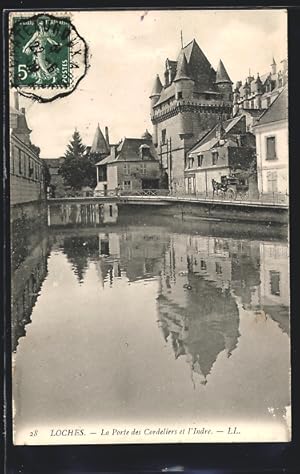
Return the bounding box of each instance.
[150,39,233,191]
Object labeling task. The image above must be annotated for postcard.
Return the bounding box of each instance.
[8,8,290,445]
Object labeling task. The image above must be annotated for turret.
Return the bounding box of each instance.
[173,52,194,101]
[253,73,263,109]
[150,74,163,110]
[11,105,32,146]
[90,124,110,158]
[271,57,277,75]
[215,59,233,102]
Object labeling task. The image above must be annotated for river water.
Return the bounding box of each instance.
[12,211,290,444]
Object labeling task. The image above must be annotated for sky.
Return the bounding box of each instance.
[12,9,287,158]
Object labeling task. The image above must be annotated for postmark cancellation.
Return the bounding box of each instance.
[9,12,88,102]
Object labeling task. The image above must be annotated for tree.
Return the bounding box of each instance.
[42,161,51,192]
[65,129,86,159]
[59,129,97,190]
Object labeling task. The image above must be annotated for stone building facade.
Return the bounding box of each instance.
[10,95,45,206]
[150,39,233,192]
[253,86,288,197]
[185,115,257,197]
[94,132,162,194]
[233,58,288,116]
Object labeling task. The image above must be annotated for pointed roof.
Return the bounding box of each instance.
[90,124,109,155]
[141,129,152,139]
[183,39,210,67]
[215,59,232,84]
[188,115,245,155]
[181,39,216,90]
[174,52,191,81]
[96,137,159,166]
[150,74,163,97]
[255,86,288,127]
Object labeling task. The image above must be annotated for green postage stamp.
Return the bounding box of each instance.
[10,13,88,102]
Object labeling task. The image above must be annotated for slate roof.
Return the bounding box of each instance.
[188,115,245,155]
[215,59,232,84]
[174,52,191,81]
[90,124,109,155]
[96,138,159,166]
[150,74,163,97]
[153,39,220,107]
[255,86,288,126]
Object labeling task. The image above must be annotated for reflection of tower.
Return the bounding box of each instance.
[157,233,240,385]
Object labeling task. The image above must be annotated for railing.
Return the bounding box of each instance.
[50,189,289,207]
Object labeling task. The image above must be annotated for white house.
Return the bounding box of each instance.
[253,86,288,197]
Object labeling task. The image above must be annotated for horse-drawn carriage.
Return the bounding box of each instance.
[212,172,250,200]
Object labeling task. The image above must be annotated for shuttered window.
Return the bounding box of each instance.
[266,136,277,160]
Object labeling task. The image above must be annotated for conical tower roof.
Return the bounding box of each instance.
[174,52,191,81]
[150,74,163,97]
[215,59,232,84]
[90,124,109,155]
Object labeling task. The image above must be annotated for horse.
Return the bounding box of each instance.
[212,178,225,196]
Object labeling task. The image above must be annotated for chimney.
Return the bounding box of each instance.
[105,126,110,146]
[110,144,116,159]
[14,91,19,110]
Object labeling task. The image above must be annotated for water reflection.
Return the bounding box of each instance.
[11,227,50,352]
[12,223,290,436]
[49,202,118,227]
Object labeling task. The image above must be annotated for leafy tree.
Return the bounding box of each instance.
[59,129,97,190]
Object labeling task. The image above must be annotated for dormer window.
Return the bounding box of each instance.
[177,91,183,100]
[140,145,151,160]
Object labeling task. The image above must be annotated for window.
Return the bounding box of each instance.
[161,129,166,144]
[266,136,277,160]
[109,205,113,217]
[177,91,183,100]
[187,176,195,193]
[188,157,194,169]
[197,154,204,167]
[98,165,107,181]
[215,262,223,275]
[267,171,278,193]
[212,151,219,165]
[124,163,130,174]
[269,270,280,296]
[141,163,147,174]
[18,149,22,174]
[141,146,151,159]
[123,180,131,190]
[11,147,15,174]
[200,260,207,270]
